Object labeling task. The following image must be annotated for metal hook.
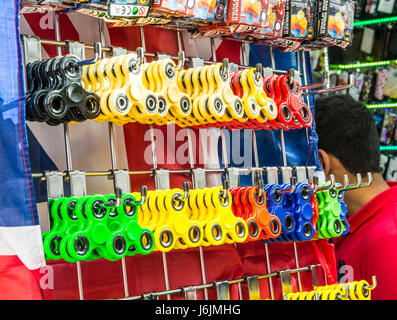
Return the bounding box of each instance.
[316,174,335,192]
[367,276,377,290]
[62,40,71,53]
[300,70,328,91]
[280,176,297,194]
[360,172,373,188]
[308,176,319,193]
[133,185,148,206]
[255,63,263,81]
[336,174,350,190]
[175,182,190,201]
[76,42,102,66]
[103,186,123,208]
[302,73,354,95]
[336,284,350,300]
[221,58,229,77]
[181,181,190,200]
[354,173,363,188]
[221,178,229,199]
[115,187,123,207]
[288,68,295,85]
[183,286,198,300]
[341,173,362,191]
[132,47,145,70]
[256,179,264,195]
[174,50,185,71]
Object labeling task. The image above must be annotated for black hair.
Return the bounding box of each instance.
[315,94,381,174]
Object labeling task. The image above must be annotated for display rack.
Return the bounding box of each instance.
[20,7,372,300]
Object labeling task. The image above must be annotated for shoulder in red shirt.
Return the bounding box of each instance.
[335,182,397,300]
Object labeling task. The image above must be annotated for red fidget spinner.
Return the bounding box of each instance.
[263,74,313,130]
[191,69,312,132]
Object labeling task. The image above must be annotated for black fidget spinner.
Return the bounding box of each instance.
[25,54,100,126]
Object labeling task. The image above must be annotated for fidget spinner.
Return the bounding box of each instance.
[42,191,154,262]
[26,55,100,125]
[137,185,248,251]
[315,185,346,239]
[263,73,312,130]
[286,280,374,300]
[230,185,281,242]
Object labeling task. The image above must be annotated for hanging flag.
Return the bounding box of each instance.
[0,0,46,299]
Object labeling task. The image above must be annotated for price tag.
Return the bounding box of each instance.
[108,3,149,18]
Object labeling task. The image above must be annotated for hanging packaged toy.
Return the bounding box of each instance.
[151,0,190,17]
[274,0,317,51]
[227,0,286,38]
[188,0,228,23]
[317,0,354,48]
[21,0,66,13]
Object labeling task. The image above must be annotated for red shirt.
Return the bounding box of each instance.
[335,182,397,300]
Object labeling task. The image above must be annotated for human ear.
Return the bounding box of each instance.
[318,149,332,177]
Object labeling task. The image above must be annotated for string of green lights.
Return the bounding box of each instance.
[352,17,397,153]
[353,15,397,27]
[366,102,397,109]
[380,146,397,151]
[330,59,397,70]
[330,16,397,69]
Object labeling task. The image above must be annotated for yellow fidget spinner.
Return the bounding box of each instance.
[238,69,261,120]
[246,67,278,122]
[79,50,279,128]
[152,189,202,252]
[188,65,216,125]
[145,59,192,127]
[194,187,224,247]
[286,280,374,300]
[102,55,132,122]
[143,60,172,125]
[82,57,128,126]
[200,65,227,123]
[212,63,245,123]
[210,186,248,244]
[82,58,111,123]
[190,66,213,125]
[176,67,202,126]
[122,54,159,124]
[138,190,162,230]
[348,280,372,300]
[200,188,227,246]
[81,53,161,126]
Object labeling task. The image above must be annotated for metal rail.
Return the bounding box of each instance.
[118,264,322,300]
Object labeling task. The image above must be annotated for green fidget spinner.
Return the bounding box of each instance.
[42,192,155,262]
[316,185,343,239]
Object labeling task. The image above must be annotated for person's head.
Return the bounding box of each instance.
[315,94,388,216]
[315,94,380,178]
